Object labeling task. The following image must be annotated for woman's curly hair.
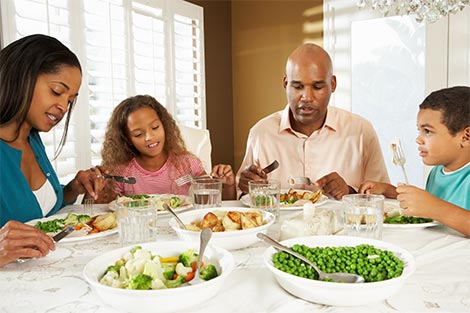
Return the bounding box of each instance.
[101,95,189,170]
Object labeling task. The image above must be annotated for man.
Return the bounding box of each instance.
[237,43,389,200]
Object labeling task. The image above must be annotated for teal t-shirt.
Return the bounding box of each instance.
[426,164,470,211]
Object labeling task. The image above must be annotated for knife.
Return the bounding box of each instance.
[16,225,75,263]
[101,174,136,184]
[52,225,75,243]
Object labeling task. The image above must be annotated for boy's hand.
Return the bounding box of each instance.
[396,184,437,218]
[211,164,235,186]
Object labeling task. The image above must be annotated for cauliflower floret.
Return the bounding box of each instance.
[143,261,161,280]
[134,249,152,261]
[100,270,124,288]
[175,262,192,277]
[125,257,147,276]
[151,278,167,290]
[119,265,128,281]
[122,251,134,262]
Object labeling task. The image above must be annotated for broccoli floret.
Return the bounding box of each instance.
[161,262,177,280]
[179,249,198,267]
[169,196,181,208]
[130,246,142,254]
[64,213,79,226]
[77,214,91,223]
[105,264,121,274]
[199,264,218,281]
[164,275,186,288]
[127,274,153,290]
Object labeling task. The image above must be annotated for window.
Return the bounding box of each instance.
[0,0,205,183]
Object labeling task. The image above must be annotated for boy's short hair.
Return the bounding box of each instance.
[419,86,470,135]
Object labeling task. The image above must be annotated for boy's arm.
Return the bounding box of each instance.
[397,185,470,237]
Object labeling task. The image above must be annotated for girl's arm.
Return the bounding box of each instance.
[211,164,236,200]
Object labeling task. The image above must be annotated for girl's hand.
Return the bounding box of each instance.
[0,221,55,267]
[211,164,235,186]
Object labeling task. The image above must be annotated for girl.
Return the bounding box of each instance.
[99,95,236,201]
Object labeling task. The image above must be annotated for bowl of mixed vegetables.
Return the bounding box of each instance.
[262,235,415,306]
[84,241,234,313]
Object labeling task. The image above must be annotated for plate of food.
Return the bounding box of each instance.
[383,199,439,229]
[109,194,193,214]
[240,189,328,210]
[26,212,118,242]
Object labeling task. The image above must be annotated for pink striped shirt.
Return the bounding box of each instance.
[113,154,205,196]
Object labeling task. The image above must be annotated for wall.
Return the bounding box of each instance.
[187,0,235,167]
[231,0,323,171]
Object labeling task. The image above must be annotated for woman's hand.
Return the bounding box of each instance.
[63,166,107,203]
[0,221,55,267]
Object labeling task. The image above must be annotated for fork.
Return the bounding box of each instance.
[391,139,409,184]
[175,174,192,186]
[83,197,94,216]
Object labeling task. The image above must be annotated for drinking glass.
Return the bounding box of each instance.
[342,194,384,239]
[116,198,158,246]
[248,179,280,220]
[191,177,222,209]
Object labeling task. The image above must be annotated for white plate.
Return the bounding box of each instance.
[383,199,439,229]
[26,213,118,242]
[108,194,193,214]
[240,190,328,210]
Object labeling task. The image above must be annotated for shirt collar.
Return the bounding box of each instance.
[279,104,338,135]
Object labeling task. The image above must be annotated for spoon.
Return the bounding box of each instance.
[163,203,187,230]
[257,233,365,284]
[189,228,212,285]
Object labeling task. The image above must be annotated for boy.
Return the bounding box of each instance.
[359,86,470,237]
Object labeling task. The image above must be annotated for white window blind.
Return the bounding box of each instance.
[0,0,205,184]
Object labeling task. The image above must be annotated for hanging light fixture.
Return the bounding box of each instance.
[357,0,469,23]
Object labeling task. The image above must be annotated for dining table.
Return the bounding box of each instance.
[1,199,470,313]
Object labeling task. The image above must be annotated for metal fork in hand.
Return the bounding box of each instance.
[391,140,409,184]
[83,197,94,216]
[175,174,192,186]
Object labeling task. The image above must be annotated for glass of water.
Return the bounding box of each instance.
[248,179,280,220]
[342,194,384,240]
[191,177,222,209]
[116,198,158,246]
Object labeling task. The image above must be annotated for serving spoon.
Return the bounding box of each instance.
[257,233,365,283]
[162,203,187,230]
[189,228,212,285]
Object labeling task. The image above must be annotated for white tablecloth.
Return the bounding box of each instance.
[1,201,469,313]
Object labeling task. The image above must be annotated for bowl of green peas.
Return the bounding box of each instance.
[263,235,416,306]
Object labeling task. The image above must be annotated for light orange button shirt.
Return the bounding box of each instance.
[236,105,390,192]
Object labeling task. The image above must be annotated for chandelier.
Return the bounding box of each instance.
[357,0,470,23]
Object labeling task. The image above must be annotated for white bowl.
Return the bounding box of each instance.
[169,207,275,250]
[84,241,234,313]
[263,235,416,306]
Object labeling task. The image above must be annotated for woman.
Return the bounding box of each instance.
[0,34,105,266]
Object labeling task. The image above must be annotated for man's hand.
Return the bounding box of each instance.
[238,164,267,194]
[314,172,350,200]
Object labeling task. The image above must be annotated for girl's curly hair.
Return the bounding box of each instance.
[101,95,189,170]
